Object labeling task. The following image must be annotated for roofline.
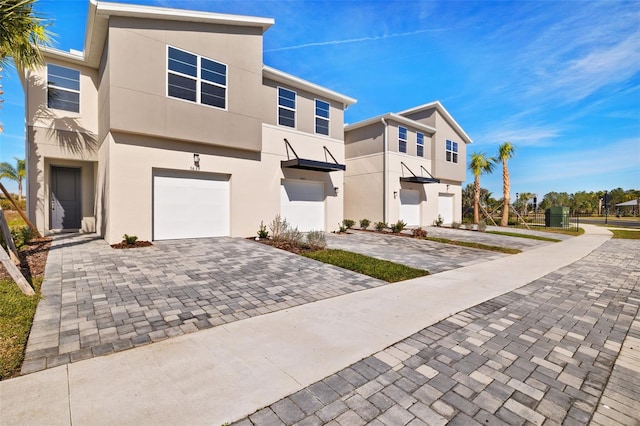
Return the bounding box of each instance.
[397,100,473,144]
[43,1,275,67]
[94,1,274,30]
[263,65,357,108]
[344,113,437,134]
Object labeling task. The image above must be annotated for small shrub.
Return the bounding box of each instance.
[257,221,269,239]
[433,215,444,227]
[338,223,348,233]
[374,221,387,231]
[283,227,303,245]
[10,226,34,248]
[451,221,461,229]
[123,234,138,244]
[390,220,406,233]
[342,219,355,229]
[359,219,370,229]
[306,230,327,250]
[478,221,487,232]
[269,214,289,242]
[412,227,428,238]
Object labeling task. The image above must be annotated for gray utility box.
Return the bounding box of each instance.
[545,206,569,228]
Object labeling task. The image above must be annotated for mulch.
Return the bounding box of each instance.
[110,240,153,249]
[0,237,52,283]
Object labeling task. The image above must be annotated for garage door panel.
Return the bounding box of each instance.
[154,173,230,240]
[399,189,420,226]
[281,180,325,232]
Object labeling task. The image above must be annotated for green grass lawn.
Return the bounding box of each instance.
[611,229,640,239]
[425,237,522,254]
[0,278,41,380]
[303,249,429,283]
[486,231,561,242]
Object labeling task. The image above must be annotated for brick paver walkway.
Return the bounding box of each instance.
[325,228,554,274]
[22,234,385,374]
[234,238,640,425]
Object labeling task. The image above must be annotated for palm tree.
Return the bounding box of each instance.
[498,142,515,226]
[0,157,25,200]
[468,152,496,224]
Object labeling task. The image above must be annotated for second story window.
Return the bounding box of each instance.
[278,87,296,128]
[446,139,459,163]
[398,126,407,153]
[167,46,227,109]
[315,99,330,135]
[47,64,80,113]
[417,132,424,157]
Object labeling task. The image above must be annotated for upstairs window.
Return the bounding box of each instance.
[315,99,330,135]
[446,139,459,163]
[47,64,80,113]
[278,87,296,128]
[167,46,227,109]
[417,132,425,157]
[398,126,407,153]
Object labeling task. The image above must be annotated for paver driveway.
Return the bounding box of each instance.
[325,227,558,274]
[22,234,385,374]
[235,238,640,426]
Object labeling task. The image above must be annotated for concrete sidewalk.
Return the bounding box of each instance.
[0,225,611,425]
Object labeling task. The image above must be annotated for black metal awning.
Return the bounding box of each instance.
[281,158,346,172]
[400,176,440,184]
[281,139,346,173]
[400,162,440,184]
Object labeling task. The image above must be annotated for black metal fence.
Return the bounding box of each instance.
[505,211,581,232]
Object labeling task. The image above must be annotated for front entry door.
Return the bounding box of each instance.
[50,166,81,230]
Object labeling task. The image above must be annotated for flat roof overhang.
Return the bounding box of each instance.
[400,176,440,184]
[281,159,346,172]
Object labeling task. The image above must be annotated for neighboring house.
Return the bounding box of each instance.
[344,101,472,227]
[23,1,355,244]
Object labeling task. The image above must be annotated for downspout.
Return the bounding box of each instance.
[380,117,388,224]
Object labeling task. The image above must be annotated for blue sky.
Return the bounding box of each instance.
[1,0,638,198]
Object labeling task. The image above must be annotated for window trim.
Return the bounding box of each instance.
[446,139,459,163]
[314,98,330,136]
[398,126,408,153]
[277,86,297,128]
[417,132,425,158]
[46,63,80,113]
[166,45,228,110]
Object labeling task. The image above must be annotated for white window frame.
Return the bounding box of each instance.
[417,132,425,157]
[446,139,459,163]
[314,98,330,136]
[166,45,227,110]
[398,126,408,153]
[278,86,296,128]
[46,63,80,113]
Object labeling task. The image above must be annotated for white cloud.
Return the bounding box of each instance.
[474,124,562,148]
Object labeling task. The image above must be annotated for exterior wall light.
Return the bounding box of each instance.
[334,186,339,195]
[193,153,200,170]
[393,191,398,199]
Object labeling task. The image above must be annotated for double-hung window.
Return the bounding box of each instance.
[278,87,296,128]
[315,99,330,135]
[446,139,459,163]
[417,132,425,157]
[398,126,407,153]
[167,46,227,109]
[47,64,80,113]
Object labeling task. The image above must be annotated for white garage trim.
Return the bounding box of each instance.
[280,180,325,232]
[153,171,230,240]
[399,189,421,226]
[438,194,454,225]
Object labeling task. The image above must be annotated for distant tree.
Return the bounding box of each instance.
[0,157,25,200]
[540,192,571,210]
[468,152,496,224]
[497,142,515,226]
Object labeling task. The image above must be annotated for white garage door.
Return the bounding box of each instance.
[399,189,421,226]
[281,180,325,231]
[438,194,454,225]
[153,172,230,240]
